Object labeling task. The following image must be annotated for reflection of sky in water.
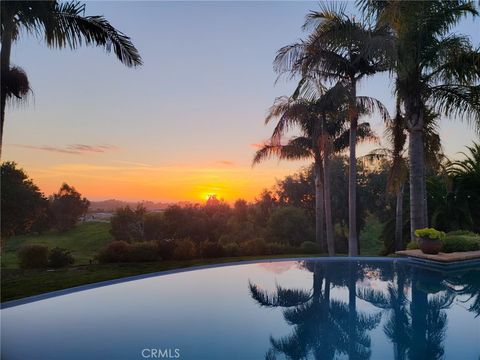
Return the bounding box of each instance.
[2,260,479,360]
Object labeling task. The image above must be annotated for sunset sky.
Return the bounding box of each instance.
[3,1,479,203]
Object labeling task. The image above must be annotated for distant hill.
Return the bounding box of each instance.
[89,199,174,212]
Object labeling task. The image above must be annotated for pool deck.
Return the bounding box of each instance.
[396,249,480,263]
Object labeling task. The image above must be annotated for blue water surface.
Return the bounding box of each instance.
[1,258,479,360]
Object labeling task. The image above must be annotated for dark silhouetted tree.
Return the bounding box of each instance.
[1,162,49,240]
[50,183,89,232]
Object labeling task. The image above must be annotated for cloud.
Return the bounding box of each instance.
[250,141,267,150]
[14,144,118,155]
[215,160,235,166]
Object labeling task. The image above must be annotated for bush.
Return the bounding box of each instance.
[110,206,145,241]
[223,243,240,257]
[199,241,225,258]
[239,239,266,256]
[156,239,175,260]
[18,244,49,269]
[48,247,74,268]
[172,239,197,260]
[447,230,477,237]
[414,228,445,240]
[266,207,314,246]
[300,241,321,254]
[442,235,480,253]
[97,241,131,263]
[218,234,235,245]
[144,213,167,240]
[406,241,419,250]
[130,242,158,262]
[265,242,292,255]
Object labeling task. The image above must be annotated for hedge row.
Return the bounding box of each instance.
[97,239,322,264]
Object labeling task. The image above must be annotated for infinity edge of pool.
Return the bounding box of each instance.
[3,255,477,310]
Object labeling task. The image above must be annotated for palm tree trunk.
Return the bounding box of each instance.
[394,183,405,251]
[323,151,335,256]
[408,128,427,242]
[348,263,357,359]
[422,165,428,226]
[410,268,428,359]
[348,82,359,256]
[0,18,13,160]
[314,159,325,252]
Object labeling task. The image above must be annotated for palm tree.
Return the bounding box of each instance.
[254,82,377,255]
[357,262,411,360]
[363,101,408,252]
[0,1,142,158]
[274,3,393,255]
[448,142,480,232]
[358,0,480,241]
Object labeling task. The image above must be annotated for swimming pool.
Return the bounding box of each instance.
[2,258,479,359]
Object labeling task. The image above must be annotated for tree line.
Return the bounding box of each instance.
[1,162,89,241]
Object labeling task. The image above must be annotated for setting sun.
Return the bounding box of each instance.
[204,193,218,201]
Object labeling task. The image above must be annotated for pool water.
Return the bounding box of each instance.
[1,259,479,359]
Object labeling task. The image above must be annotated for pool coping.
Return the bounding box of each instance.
[1,256,409,309]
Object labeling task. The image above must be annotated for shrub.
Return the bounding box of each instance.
[199,241,225,258]
[156,239,175,260]
[239,239,266,256]
[144,213,167,240]
[48,247,74,268]
[218,234,235,245]
[406,241,419,250]
[266,207,314,246]
[18,244,49,269]
[130,242,158,262]
[442,235,480,253]
[300,241,321,254]
[97,241,131,263]
[110,206,145,241]
[223,243,240,257]
[172,239,197,260]
[265,242,292,255]
[414,228,445,240]
[447,230,477,237]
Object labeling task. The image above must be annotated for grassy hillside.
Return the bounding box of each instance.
[2,222,112,268]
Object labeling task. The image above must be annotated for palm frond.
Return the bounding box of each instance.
[249,282,312,308]
[356,96,391,122]
[45,1,142,67]
[429,84,480,132]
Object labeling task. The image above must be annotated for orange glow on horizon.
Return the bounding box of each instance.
[17,161,304,204]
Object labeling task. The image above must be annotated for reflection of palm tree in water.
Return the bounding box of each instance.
[358,262,410,360]
[249,261,381,359]
[358,263,453,360]
[444,269,480,318]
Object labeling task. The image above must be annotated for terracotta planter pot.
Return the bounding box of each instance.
[418,237,442,255]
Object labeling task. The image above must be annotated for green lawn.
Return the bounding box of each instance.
[2,222,112,268]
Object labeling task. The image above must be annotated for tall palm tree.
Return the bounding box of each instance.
[358,0,480,241]
[357,262,411,360]
[274,3,393,256]
[0,1,142,158]
[448,142,480,232]
[363,101,408,252]
[254,82,378,255]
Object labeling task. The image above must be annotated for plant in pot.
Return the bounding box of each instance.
[414,228,446,255]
